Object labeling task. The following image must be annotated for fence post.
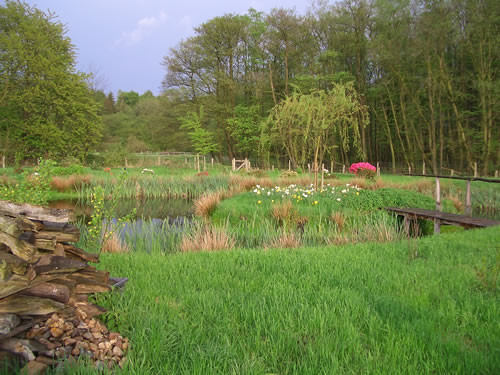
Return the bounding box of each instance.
[408,166,412,175]
[288,160,291,171]
[232,158,236,171]
[330,160,333,174]
[245,158,249,172]
[450,169,454,177]
[203,156,206,171]
[197,154,200,173]
[125,158,128,168]
[376,162,380,177]
[496,170,499,178]
[422,162,426,176]
[465,179,472,216]
[308,163,311,174]
[474,162,477,177]
[321,164,324,191]
[1,155,4,169]
[342,165,346,174]
[211,158,214,167]
[434,177,441,234]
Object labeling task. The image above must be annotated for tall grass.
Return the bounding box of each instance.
[60,226,500,374]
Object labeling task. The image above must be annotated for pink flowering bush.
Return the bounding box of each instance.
[349,162,376,180]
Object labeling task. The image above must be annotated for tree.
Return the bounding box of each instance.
[0,1,102,162]
[178,106,219,155]
[266,82,367,186]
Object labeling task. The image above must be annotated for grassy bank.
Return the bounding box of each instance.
[59,226,500,374]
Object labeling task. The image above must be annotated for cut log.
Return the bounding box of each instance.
[0,201,75,223]
[62,268,109,285]
[0,215,26,238]
[54,243,65,257]
[0,273,75,300]
[75,282,111,294]
[0,251,27,275]
[0,313,21,334]
[20,282,71,304]
[34,238,56,251]
[0,231,39,263]
[73,301,106,319]
[36,224,79,243]
[62,244,99,263]
[0,316,47,341]
[0,295,64,315]
[34,255,87,275]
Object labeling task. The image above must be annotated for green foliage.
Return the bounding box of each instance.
[226,105,262,156]
[179,106,219,155]
[0,1,102,163]
[51,164,85,176]
[0,158,56,204]
[86,171,135,252]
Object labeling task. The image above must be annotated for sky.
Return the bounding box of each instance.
[24,0,314,96]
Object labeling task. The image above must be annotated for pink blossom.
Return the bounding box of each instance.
[349,162,376,174]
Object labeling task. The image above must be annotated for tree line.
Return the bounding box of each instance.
[1,0,498,175]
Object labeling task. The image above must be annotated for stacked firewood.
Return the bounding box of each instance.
[0,200,128,373]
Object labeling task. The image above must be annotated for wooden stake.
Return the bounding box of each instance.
[1,155,5,169]
[125,158,128,168]
[408,166,412,175]
[245,158,249,172]
[450,169,454,177]
[376,162,380,177]
[288,160,291,171]
[197,154,200,173]
[232,158,236,171]
[495,170,499,178]
[465,179,471,216]
[330,160,333,174]
[342,165,346,174]
[422,162,426,176]
[272,165,274,171]
[203,156,206,171]
[434,177,441,234]
[321,164,324,191]
[211,158,214,167]
[474,162,477,177]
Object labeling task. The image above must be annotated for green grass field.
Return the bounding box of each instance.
[58,226,500,374]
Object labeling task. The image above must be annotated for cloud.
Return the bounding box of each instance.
[117,11,167,45]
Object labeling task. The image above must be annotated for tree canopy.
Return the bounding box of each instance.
[0,0,102,162]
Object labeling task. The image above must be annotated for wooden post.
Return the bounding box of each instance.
[465,179,471,216]
[232,158,236,171]
[308,163,311,174]
[342,165,346,174]
[450,169,454,177]
[125,158,128,168]
[376,162,380,177]
[474,162,477,177]
[288,160,291,171]
[495,170,499,178]
[194,157,196,170]
[1,155,5,169]
[203,156,206,171]
[272,165,274,171]
[321,164,324,191]
[245,158,249,172]
[330,160,333,174]
[434,177,441,234]
[211,158,214,167]
[157,156,160,166]
[422,162,426,176]
[184,157,187,165]
[197,154,200,173]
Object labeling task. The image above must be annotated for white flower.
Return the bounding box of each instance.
[256,184,261,188]
[337,198,341,201]
[253,189,258,193]
[341,189,347,193]
[267,191,271,196]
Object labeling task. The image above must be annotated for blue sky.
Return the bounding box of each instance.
[25,0,313,96]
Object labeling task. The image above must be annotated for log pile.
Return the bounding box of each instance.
[0,200,128,372]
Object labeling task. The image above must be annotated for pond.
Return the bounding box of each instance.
[49,198,194,253]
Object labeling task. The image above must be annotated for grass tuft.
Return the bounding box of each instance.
[180,225,235,252]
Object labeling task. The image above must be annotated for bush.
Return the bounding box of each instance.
[349,162,376,180]
[52,164,85,176]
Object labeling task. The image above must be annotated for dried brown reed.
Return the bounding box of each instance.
[180,226,235,252]
[447,194,464,212]
[101,233,130,253]
[0,174,16,186]
[329,212,345,230]
[267,231,301,249]
[348,178,369,190]
[194,191,224,218]
[270,200,294,225]
[51,175,91,192]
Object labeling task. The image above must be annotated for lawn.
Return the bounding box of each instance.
[64,226,500,374]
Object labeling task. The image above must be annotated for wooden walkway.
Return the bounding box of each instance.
[385,207,500,234]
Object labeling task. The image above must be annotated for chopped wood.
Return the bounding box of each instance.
[73,301,107,319]
[63,268,109,285]
[0,316,47,341]
[34,255,87,275]
[0,295,64,315]
[20,283,71,304]
[54,243,65,257]
[0,201,76,223]
[0,273,73,300]
[34,238,56,251]
[0,313,21,334]
[0,251,27,274]
[74,283,111,295]
[62,244,99,263]
[0,231,40,263]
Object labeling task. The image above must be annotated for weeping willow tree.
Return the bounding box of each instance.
[265,82,368,186]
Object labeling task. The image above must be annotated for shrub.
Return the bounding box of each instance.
[180,226,235,252]
[349,162,376,180]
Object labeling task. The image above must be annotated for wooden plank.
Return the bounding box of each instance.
[0,273,72,300]
[62,244,99,263]
[385,207,500,229]
[20,282,71,304]
[0,201,75,223]
[34,255,87,275]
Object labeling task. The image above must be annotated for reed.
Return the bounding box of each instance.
[180,224,235,252]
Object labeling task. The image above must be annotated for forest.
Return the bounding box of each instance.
[1,0,499,175]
